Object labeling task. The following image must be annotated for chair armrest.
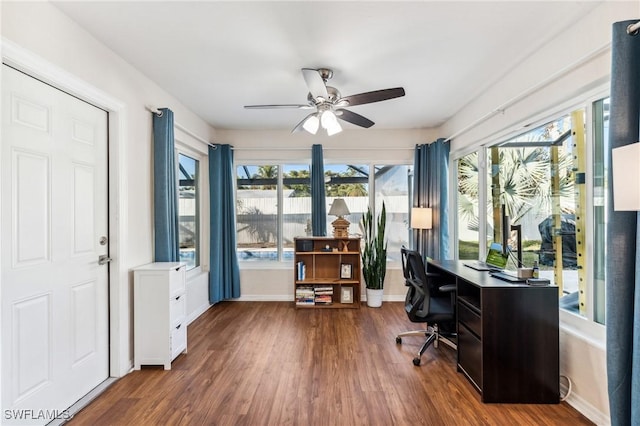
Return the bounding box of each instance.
[424,272,443,278]
[437,283,457,308]
[438,284,456,293]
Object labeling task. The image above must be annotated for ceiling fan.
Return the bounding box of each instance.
[244,68,405,135]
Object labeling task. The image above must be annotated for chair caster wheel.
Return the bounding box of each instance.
[396,337,402,344]
[413,357,421,366]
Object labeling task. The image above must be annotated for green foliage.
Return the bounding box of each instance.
[361,202,387,289]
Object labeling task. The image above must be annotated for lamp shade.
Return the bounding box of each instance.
[612,143,640,211]
[328,198,350,217]
[411,207,432,230]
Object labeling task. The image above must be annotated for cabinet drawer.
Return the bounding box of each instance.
[169,266,186,297]
[170,293,186,327]
[458,322,482,390]
[171,323,187,360]
[458,301,481,338]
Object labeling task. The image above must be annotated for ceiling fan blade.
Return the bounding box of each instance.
[335,108,375,128]
[301,68,329,100]
[337,87,405,107]
[244,104,314,109]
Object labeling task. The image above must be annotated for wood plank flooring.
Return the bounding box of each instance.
[68,302,594,425]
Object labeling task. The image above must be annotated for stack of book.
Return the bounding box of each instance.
[295,286,314,306]
[314,286,334,305]
[296,261,306,280]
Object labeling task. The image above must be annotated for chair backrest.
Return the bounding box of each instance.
[400,246,411,281]
[403,248,433,316]
[406,249,441,294]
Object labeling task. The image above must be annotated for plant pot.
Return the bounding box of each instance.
[366,288,384,308]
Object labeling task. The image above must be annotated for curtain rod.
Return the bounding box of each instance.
[145,105,215,148]
[628,21,640,35]
[232,146,415,151]
[445,42,610,142]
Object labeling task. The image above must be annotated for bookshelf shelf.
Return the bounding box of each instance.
[294,237,361,309]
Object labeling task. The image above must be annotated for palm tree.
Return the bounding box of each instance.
[458,120,576,240]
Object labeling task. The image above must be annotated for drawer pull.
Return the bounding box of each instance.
[175,295,181,301]
[176,324,182,330]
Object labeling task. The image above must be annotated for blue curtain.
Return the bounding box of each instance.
[152,108,179,262]
[311,144,327,236]
[413,139,450,260]
[209,144,241,304]
[606,20,640,426]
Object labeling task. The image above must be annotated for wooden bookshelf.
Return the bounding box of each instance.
[294,237,361,308]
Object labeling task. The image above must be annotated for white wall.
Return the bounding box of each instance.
[1,1,215,375]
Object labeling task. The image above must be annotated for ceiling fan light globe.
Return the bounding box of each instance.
[302,114,320,134]
[326,119,342,136]
[320,110,337,129]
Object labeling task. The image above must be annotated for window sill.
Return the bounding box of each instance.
[559,308,605,350]
[239,261,292,270]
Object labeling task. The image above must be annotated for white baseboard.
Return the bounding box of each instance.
[235,294,291,302]
[187,301,212,325]
[233,294,407,303]
[565,390,609,425]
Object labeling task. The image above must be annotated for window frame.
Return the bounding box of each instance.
[449,84,609,340]
[236,160,413,269]
[174,139,208,278]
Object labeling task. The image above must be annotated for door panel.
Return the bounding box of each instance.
[2,65,109,424]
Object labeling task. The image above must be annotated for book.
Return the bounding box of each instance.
[295,286,314,305]
[296,261,306,280]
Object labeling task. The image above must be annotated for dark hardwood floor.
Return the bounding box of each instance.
[69,302,594,425]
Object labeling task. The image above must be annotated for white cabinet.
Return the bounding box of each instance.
[133,262,187,370]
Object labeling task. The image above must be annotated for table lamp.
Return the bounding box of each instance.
[329,198,351,238]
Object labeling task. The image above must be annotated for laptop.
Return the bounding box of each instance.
[464,243,508,271]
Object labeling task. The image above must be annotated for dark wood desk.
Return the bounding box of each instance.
[428,259,560,404]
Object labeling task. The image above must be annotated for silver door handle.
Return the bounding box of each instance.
[98,255,112,265]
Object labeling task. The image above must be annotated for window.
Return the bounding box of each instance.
[374,165,412,262]
[178,153,199,269]
[236,164,313,261]
[283,165,312,258]
[236,165,281,261]
[454,98,609,325]
[457,152,482,260]
[236,162,411,264]
[592,97,609,325]
[488,113,582,300]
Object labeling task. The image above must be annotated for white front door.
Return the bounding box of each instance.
[1,65,109,424]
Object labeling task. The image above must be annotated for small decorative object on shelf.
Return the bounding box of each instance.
[328,198,351,238]
[340,263,353,279]
[341,286,354,304]
[293,237,361,309]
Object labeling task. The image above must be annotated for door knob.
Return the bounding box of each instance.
[98,255,112,265]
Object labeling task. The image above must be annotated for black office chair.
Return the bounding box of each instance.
[396,247,456,366]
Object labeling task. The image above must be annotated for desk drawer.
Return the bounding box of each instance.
[458,322,482,390]
[458,301,481,338]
